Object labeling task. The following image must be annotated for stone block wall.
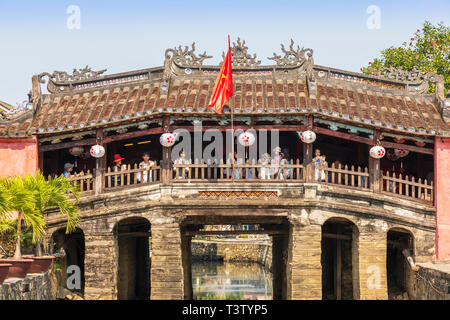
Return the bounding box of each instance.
[287,223,322,300]
[413,264,450,300]
[84,233,117,300]
[0,271,56,300]
[150,222,184,300]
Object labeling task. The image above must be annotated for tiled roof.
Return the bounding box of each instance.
[0,39,448,138]
[8,72,444,137]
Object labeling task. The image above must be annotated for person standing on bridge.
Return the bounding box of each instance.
[313,149,327,182]
[111,154,126,186]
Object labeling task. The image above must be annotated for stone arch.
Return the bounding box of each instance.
[321,217,359,300]
[113,216,151,300]
[51,227,85,296]
[386,227,415,299]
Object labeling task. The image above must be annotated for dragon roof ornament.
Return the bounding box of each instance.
[369,66,427,83]
[370,66,445,99]
[268,39,314,67]
[165,42,212,67]
[223,37,261,68]
[38,66,107,84]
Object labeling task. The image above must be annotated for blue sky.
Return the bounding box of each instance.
[0,0,448,105]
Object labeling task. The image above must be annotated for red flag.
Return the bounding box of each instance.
[208,36,233,114]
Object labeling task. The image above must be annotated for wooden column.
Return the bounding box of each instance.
[94,128,104,195]
[161,116,171,184]
[303,116,314,182]
[369,130,382,192]
[335,224,342,300]
[38,151,44,173]
[303,116,314,165]
[181,235,193,300]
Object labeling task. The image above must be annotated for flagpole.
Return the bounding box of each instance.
[229,35,235,181]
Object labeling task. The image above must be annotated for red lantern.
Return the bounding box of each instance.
[394,148,409,158]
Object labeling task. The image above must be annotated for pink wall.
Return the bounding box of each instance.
[0,137,38,178]
[435,137,450,261]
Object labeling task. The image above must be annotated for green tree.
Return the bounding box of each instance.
[362,21,450,94]
[0,178,10,215]
[0,172,81,258]
[22,171,81,256]
[0,176,42,259]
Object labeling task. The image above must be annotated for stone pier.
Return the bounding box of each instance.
[150,220,184,300]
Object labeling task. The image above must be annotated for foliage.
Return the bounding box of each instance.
[53,259,62,274]
[195,292,245,300]
[362,21,450,94]
[23,171,81,236]
[0,179,10,215]
[0,175,44,243]
[0,172,81,258]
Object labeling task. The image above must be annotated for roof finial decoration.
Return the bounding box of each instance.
[268,39,314,67]
[223,37,261,68]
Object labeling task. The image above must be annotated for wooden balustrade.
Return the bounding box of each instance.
[64,159,434,205]
[172,158,304,182]
[382,171,433,203]
[321,163,370,190]
[103,163,161,190]
[67,170,94,194]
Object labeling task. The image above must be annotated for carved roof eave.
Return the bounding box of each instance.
[30,109,447,142]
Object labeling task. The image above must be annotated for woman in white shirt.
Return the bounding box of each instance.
[137,152,155,183]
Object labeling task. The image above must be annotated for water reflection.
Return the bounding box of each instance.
[192,260,273,300]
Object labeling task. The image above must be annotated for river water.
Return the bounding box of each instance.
[192,260,273,300]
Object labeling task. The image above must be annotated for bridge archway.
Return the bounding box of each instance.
[114,217,151,300]
[51,227,85,295]
[321,218,359,300]
[181,215,289,300]
[387,228,414,299]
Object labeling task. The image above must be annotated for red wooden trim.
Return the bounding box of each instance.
[103,127,163,143]
[38,138,96,152]
[315,127,434,155]
[0,137,37,144]
[379,141,433,155]
[171,124,307,132]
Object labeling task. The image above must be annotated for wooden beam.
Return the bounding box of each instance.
[379,140,433,155]
[171,124,307,132]
[315,126,374,145]
[103,127,163,144]
[118,232,151,238]
[184,230,288,236]
[315,126,434,155]
[38,138,96,152]
[322,233,351,241]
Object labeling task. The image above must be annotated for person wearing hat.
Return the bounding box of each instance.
[111,154,126,186]
[63,163,74,178]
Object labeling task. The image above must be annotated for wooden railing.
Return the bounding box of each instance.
[322,163,370,190]
[103,163,161,190]
[65,159,434,205]
[68,170,94,193]
[172,159,304,182]
[382,171,433,203]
